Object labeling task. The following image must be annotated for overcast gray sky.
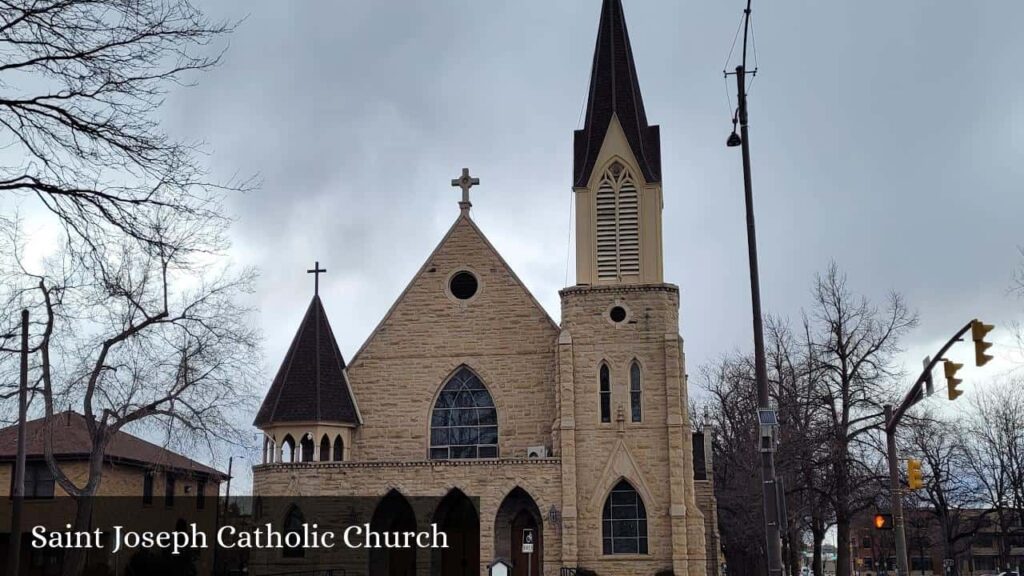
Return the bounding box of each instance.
[157,1,1023,420]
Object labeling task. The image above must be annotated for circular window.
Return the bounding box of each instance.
[449,271,479,300]
[609,306,628,323]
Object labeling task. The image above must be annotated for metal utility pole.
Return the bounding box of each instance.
[8,309,29,576]
[885,404,909,576]
[726,1,784,574]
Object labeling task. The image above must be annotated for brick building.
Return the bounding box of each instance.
[850,509,1024,576]
[251,1,719,575]
[0,412,226,575]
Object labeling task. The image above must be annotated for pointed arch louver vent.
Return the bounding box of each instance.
[596,162,641,280]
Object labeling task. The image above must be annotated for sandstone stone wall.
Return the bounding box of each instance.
[559,284,707,576]
[345,216,560,463]
[253,458,562,576]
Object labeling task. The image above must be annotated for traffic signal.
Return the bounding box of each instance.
[873,513,893,530]
[971,320,995,367]
[944,360,963,401]
[907,458,924,490]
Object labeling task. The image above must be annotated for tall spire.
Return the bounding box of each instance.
[573,0,661,188]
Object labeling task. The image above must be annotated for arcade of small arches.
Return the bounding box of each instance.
[261,430,347,464]
[271,480,649,575]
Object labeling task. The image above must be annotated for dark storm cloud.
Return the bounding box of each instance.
[164,1,1024,394]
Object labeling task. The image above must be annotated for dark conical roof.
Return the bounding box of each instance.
[254,295,359,427]
[574,0,661,188]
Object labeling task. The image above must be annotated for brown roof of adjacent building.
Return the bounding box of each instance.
[574,0,661,188]
[0,412,225,479]
[253,295,360,427]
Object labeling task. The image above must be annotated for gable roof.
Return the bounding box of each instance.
[253,295,361,427]
[0,412,225,479]
[574,0,661,188]
[349,212,559,365]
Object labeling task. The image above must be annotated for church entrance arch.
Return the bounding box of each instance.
[493,487,543,576]
[369,490,418,576]
[432,489,479,576]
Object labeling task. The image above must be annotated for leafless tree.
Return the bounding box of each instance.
[0,0,252,259]
[803,263,917,576]
[961,380,1024,572]
[904,411,987,576]
[0,223,260,576]
[700,355,767,576]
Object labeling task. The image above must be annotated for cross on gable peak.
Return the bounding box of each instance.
[450,167,480,214]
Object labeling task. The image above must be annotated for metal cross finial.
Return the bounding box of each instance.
[307,261,326,296]
[450,168,480,213]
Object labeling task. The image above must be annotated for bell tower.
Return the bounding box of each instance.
[573,0,664,286]
[558,2,706,575]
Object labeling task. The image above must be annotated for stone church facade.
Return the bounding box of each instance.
[252,1,720,575]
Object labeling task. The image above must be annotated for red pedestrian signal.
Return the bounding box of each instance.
[873,513,893,530]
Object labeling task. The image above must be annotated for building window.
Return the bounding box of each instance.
[429,367,498,460]
[602,480,648,555]
[600,364,611,423]
[143,472,154,505]
[333,435,343,462]
[861,536,871,549]
[300,434,314,462]
[197,481,206,510]
[319,435,330,462]
[10,463,56,499]
[282,434,296,462]
[283,506,305,558]
[449,271,479,300]
[595,161,640,280]
[630,361,642,422]
[165,473,175,507]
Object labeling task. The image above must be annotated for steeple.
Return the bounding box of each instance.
[572,0,664,286]
[574,0,661,188]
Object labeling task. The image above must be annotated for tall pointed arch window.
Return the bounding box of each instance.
[599,364,611,423]
[595,161,640,280]
[282,505,305,558]
[630,361,642,423]
[602,480,648,555]
[430,367,498,460]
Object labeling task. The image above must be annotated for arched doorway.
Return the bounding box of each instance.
[432,489,479,576]
[369,490,417,576]
[494,487,543,576]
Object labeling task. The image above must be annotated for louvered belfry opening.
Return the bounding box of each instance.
[596,161,640,281]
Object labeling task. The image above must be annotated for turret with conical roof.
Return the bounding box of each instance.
[255,280,361,465]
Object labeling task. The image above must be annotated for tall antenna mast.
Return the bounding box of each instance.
[725,2,785,575]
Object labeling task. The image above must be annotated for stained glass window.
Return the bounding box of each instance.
[602,480,648,555]
[429,367,498,460]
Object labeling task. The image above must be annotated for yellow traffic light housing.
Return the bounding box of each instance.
[907,458,924,490]
[944,360,963,401]
[971,320,995,367]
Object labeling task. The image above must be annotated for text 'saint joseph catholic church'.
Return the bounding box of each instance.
[252,1,721,575]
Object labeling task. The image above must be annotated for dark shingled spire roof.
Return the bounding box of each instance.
[254,295,359,427]
[574,0,661,188]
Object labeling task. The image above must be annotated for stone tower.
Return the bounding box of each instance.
[558,0,706,574]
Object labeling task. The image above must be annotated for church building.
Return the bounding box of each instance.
[252,1,719,575]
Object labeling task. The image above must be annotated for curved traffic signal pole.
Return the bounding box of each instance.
[885,319,993,576]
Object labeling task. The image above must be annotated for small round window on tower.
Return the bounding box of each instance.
[609,306,628,323]
[449,271,479,300]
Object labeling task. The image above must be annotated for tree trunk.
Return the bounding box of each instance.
[812,525,825,576]
[62,494,94,576]
[836,516,851,576]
